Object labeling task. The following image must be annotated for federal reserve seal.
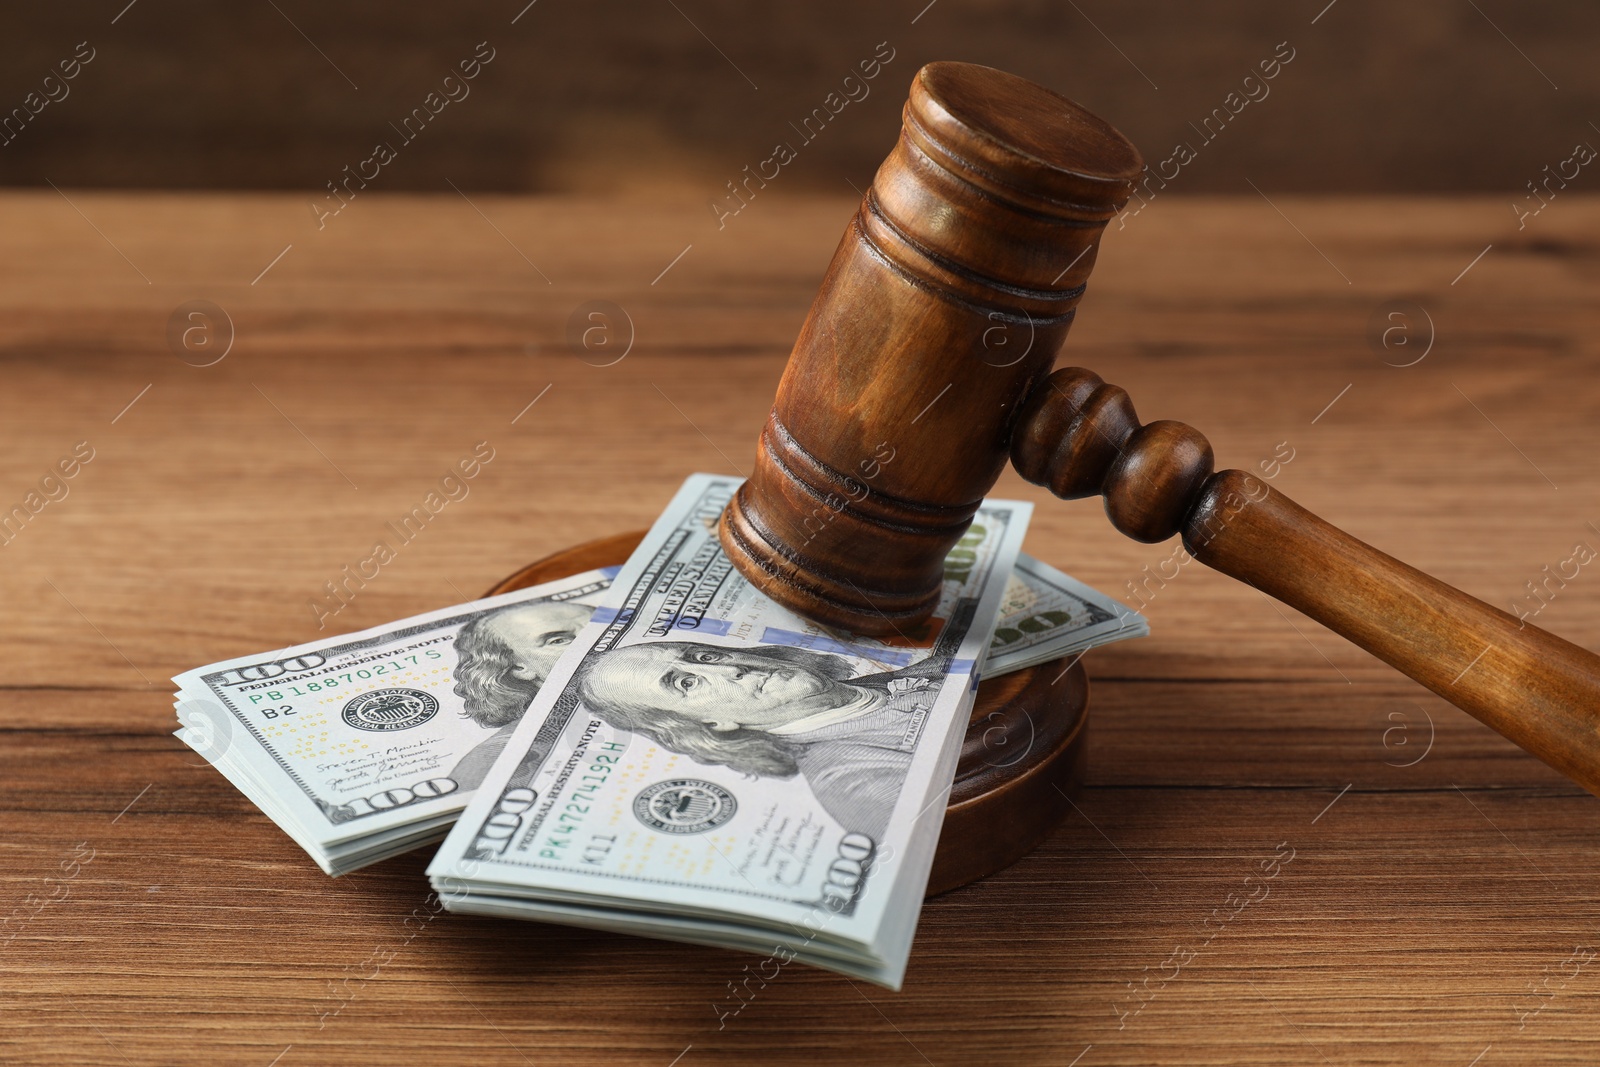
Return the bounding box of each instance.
[340,688,439,732]
[633,779,737,835]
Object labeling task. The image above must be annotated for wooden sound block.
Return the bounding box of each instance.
[487,531,1090,896]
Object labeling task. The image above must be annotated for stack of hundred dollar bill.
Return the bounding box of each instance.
[175,474,1145,983]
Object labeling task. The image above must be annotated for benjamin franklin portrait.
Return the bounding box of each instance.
[448,599,593,789]
[571,640,949,841]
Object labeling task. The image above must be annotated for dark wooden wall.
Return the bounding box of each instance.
[0,0,1595,193]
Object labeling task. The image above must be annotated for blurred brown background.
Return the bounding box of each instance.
[1,0,1594,195]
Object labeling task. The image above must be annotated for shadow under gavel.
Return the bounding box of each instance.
[718,61,1600,796]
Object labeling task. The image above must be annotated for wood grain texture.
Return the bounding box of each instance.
[0,189,1599,1065]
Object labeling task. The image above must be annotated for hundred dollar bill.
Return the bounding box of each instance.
[984,553,1148,675]
[173,568,617,875]
[427,473,1032,988]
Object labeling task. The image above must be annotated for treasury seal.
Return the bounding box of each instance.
[341,688,439,732]
[633,779,737,835]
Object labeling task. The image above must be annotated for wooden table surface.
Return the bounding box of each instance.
[2,188,1598,1066]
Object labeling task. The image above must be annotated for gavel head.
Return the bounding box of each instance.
[718,61,1145,635]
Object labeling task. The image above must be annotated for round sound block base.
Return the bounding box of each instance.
[487,531,1090,896]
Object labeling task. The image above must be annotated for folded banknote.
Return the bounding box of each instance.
[429,473,1030,987]
[173,569,617,874]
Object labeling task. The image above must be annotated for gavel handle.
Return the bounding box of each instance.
[1014,367,1600,796]
[1190,471,1600,791]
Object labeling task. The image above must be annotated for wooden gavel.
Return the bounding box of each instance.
[718,61,1600,796]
